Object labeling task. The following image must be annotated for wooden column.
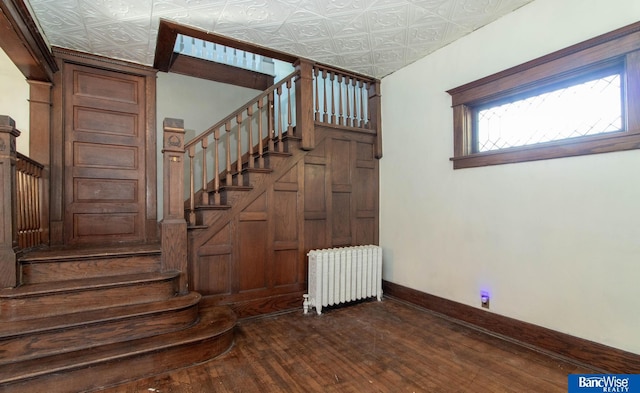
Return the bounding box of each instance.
[0,116,20,288]
[295,59,315,151]
[368,80,383,159]
[28,80,52,245]
[161,118,188,294]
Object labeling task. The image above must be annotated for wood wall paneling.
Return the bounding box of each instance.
[196,223,233,296]
[238,221,268,292]
[193,127,379,313]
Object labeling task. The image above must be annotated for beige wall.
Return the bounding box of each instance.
[0,48,29,155]
[156,72,260,219]
[380,0,640,354]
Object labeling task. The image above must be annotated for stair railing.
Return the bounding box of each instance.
[1,116,46,288]
[312,64,382,158]
[182,68,301,226]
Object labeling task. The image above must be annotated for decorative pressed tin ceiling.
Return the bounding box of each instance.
[26,0,534,78]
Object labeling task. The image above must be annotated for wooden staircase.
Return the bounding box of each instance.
[190,135,301,228]
[0,244,236,393]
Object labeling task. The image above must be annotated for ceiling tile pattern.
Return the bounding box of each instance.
[27,0,534,78]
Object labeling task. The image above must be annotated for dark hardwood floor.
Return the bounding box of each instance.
[101,298,594,393]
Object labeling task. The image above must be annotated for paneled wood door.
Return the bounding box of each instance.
[62,63,150,245]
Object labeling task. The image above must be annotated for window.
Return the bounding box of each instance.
[447,22,640,169]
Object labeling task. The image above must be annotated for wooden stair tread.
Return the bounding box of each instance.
[263,150,292,156]
[19,243,161,263]
[0,291,201,339]
[241,167,272,174]
[194,204,231,211]
[0,306,236,385]
[0,271,179,298]
[219,185,252,191]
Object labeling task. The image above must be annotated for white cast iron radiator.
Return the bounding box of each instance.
[303,245,382,315]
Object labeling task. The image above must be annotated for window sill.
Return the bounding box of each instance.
[450,131,640,169]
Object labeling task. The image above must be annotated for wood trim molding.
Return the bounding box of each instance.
[154,19,299,72]
[447,21,640,169]
[0,0,57,81]
[447,21,640,97]
[51,47,156,76]
[170,53,274,90]
[383,280,640,374]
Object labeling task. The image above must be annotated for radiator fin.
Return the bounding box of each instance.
[304,245,382,315]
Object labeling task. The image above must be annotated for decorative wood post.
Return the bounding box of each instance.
[295,59,315,151]
[0,116,20,288]
[28,80,52,245]
[161,118,188,294]
[368,80,383,159]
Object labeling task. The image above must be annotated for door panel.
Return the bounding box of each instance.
[64,63,147,245]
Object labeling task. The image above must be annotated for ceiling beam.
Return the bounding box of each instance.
[0,0,57,82]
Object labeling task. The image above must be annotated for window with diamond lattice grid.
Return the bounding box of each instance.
[447,22,640,169]
[475,73,623,153]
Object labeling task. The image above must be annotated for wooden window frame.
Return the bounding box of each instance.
[447,22,640,169]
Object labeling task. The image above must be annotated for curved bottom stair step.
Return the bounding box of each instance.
[0,292,202,364]
[0,305,236,393]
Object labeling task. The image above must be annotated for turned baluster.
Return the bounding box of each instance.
[247,106,254,169]
[314,67,320,122]
[25,171,33,247]
[277,85,283,152]
[287,79,293,135]
[345,76,351,127]
[330,72,336,125]
[257,98,265,168]
[188,145,196,225]
[360,80,367,128]
[350,77,357,127]
[225,121,232,185]
[322,69,328,123]
[236,113,243,185]
[338,74,344,126]
[268,91,275,152]
[213,128,221,204]
[201,138,209,205]
[16,170,24,248]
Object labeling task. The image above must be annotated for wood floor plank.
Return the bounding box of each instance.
[99,299,594,393]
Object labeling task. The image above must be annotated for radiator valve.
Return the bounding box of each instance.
[302,294,310,314]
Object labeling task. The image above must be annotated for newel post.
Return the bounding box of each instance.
[0,116,20,288]
[295,59,315,151]
[368,80,383,159]
[161,118,188,294]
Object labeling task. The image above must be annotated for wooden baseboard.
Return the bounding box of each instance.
[383,280,640,374]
